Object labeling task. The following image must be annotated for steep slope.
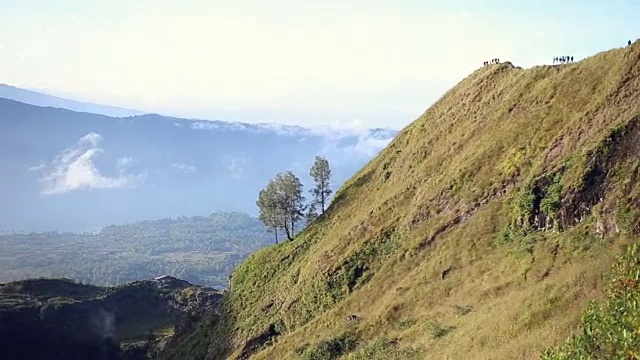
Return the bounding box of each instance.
[167,42,640,359]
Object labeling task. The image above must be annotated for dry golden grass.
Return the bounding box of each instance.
[196,42,640,360]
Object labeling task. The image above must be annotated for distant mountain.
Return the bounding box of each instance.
[0,83,146,117]
[0,97,398,232]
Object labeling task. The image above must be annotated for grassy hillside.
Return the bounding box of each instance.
[166,42,640,359]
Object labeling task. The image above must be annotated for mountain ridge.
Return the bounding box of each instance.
[0,83,147,118]
[160,41,640,359]
[0,85,400,135]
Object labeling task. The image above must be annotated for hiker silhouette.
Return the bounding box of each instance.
[629,40,633,46]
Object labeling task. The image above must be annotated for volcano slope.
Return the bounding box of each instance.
[164,43,640,360]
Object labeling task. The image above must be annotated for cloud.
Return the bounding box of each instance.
[310,120,395,161]
[40,132,143,195]
[224,154,248,180]
[190,117,397,164]
[190,118,396,139]
[27,163,46,172]
[320,134,393,164]
[171,162,197,174]
[116,157,133,168]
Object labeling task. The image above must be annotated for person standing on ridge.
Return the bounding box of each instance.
[629,40,633,46]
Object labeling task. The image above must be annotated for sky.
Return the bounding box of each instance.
[1,0,638,129]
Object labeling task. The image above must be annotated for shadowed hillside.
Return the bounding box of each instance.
[0,277,223,360]
[162,42,640,359]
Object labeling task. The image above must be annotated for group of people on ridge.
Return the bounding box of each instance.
[553,56,574,64]
[480,39,634,69]
[483,58,500,66]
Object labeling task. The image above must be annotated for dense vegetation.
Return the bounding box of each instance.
[0,212,271,288]
[163,42,640,359]
[542,243,640,359]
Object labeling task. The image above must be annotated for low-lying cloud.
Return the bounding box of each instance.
[190,118,397,161]
[314,120,395,162]
[171,162,197,174]
[40,132,143,195]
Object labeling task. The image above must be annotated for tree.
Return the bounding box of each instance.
[256,183,282,244]
[309,156,332,215]
[274,171,305,240]
[256,171,305,242]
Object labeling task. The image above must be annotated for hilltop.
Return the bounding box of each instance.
[159,42,640,359]
[0,277,223,360]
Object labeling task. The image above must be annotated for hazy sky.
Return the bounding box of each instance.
[1,1,638,128]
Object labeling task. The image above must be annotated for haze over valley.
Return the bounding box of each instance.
[0,88,396,233]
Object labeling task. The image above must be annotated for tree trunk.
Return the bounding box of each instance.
[320,183,326,214]
[274,227,279,244]
[283,222,292,241]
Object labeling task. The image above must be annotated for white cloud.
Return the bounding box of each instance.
[318,128,393,164]
[171,162,197,174]
[40,132,143,195]
[27,163,46,172]
[303,119,395,161]
[190,117,397,163]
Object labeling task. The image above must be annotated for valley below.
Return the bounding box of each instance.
[0,277,223,360]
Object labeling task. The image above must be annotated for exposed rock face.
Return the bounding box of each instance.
[517,117,640,234]
[0,278,223,360]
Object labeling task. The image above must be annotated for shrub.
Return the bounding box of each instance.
[541,244,640,359]
[297,331,357,360]
[425,320,455,339]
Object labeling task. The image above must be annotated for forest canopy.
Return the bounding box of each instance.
[0,212,271,289]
